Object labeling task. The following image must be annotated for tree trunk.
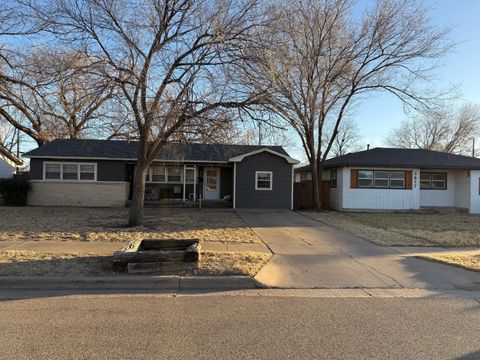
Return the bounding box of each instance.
[128,161,149,226]
[310,159,321,211]
[128,140,150,227]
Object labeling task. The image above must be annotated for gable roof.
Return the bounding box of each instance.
[0,145,23,166]
[295,148,480,171]
[23,139,293,163]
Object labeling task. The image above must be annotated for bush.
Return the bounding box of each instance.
[0,176,30,206]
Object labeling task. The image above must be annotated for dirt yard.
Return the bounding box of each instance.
[302,211,480,247]
[0,250,271,277]
[0,207,261,243]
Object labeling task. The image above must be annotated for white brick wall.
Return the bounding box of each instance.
[28,181,129,207]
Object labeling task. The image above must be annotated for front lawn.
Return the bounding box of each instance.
[417,251,480,272]
[302,211,480,247]
[0,250,271,277]
[0,207,261,243]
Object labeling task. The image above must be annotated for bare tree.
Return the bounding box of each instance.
[242,0,451,209]
[0,119,17,151]
[29,0,269,225]
[386,102,480,155]
[0,48,117,145]
[327,118,362,157]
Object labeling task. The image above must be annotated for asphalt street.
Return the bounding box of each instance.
[0,291,479,360]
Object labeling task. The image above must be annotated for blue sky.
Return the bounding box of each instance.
[354,0,480,149]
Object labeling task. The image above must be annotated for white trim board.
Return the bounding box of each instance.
[229,148,300,164]
[255,171,273,191]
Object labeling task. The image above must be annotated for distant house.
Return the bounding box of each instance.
[0,145,23,179]
[23,139,299,209]
[294,148,480,214]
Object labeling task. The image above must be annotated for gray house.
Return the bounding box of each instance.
[24,139,299,209]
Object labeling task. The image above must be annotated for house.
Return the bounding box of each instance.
[294,147,480,214]
[23,139,299,208]
[0,145,23,178]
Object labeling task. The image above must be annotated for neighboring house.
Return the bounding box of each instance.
[0,145,23,179]
[294,147,480,214]
[23,139,299,208]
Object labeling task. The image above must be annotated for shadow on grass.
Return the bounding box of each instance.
[456,351,480,359]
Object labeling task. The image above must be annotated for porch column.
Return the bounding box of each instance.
[182,164,186,202]
[233,163,236,209]
[193,166,197,202]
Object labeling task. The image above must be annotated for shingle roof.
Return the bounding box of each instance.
[0,145,23,166]
[295,148,480,171]
[23,139,291,163]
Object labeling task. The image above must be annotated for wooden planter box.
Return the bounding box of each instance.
[113,239,200,274]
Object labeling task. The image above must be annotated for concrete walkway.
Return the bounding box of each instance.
[0,240,269,254]
[237,210,480,290]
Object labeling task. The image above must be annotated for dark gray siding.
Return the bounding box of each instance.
[220,167,233,198]
[29,159,43,180]
[28,158,127,181]
[235,152,292,209]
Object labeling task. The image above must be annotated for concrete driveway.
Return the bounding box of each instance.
[237,210,480,290]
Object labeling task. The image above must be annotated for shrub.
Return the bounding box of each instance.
[0,176,30,206]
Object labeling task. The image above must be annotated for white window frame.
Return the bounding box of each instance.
[43,161,97,181]
[255,171,273,191]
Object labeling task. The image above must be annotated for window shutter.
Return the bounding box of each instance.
[405,170,413,189]
[350,169,358,188]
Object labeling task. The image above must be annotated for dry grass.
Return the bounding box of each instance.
[0,250,271,277]
[302,211,480,247]
[417,251,480,272]
[196,251,271,277]
[0,207,260,243]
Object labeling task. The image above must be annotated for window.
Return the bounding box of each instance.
[300,172,311,181]
[389,171,405,188]
[167,167,182,182]
[373,171,389,188]
[43,162,96,181]
[330,170,337,188]
[358,170,373,188]
[80,164,95,180]
[147,166,184,183]
[151,166,166,182]
[357,170,406,189]
[185,168,195,184]
[420,172,447,190]
[255,171,272,190]
[45,163,61,179]
[62,164,78,180]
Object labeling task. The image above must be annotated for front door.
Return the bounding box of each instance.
[203,167,220,200]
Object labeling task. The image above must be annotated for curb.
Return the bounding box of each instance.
[0,275,256,291]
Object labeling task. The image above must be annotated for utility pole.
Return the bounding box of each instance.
[473,138,476,158]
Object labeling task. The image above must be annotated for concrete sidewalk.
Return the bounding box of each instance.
[237,210,480,290]
[0,240,270,254]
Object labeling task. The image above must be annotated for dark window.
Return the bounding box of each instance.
[357,170,406,189]
[45,163,61,179]
[80,164,95,180]
[420,172,447,190]
[358,170,373,187]
[330,170,337,188]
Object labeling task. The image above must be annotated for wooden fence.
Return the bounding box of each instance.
[293,180,330,210]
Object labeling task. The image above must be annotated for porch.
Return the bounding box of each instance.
[127,163,234,207]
